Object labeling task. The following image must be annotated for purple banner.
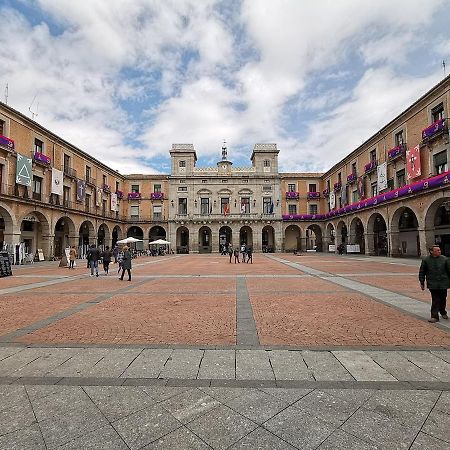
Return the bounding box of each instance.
[151,192,164,200]
[347,173,357,183]
[388,144,405,159]
[285,191,299,199]
[0,134,15,150]
[422,118,446,139]
[283,170,450,222]
[323,188,329,197]
[33,151,51,165]
[128,192,141,199]
[116,190,124,199]
[333,182,341,192]
[103,184,111,193]
[364,161,377,172]
[307,192,320,199]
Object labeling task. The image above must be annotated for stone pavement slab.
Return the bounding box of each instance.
[197,349,235,379]
[160,349,204,379]
[236,350,274,380]
[120,348,172,378]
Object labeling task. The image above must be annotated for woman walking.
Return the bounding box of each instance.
[101,246,113,275]
[69,246,77,269]
[119,246,132,281]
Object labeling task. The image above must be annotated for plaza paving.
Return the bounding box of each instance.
[0,253,449,449]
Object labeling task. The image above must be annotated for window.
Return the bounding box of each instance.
[131,184,139,193]
[32,176,42,200]
[288,204,297,215]
[308,184,316,192]
[102,200,107,215]
[327,180,330,191]
[34,138,43,154]
[262,186,272,192]
[351,162,357,175]
[63,186,70,207]
[221,197,229,214]
[387,178,394,190]
[338,173,342,184]
[434,150,448,174]
[263,160,270,167]
[63,154,70,172]
[352,190,358,203]
[288,183,296,192]
[240,197,250,214]
[154,184,161,193]
[395,130,404,146]
[309,204,318,215]
[200,197,210,215]
[371,182,377,197]
[130,205,139,220]
[153,205,162,220]
[0,119,4,136]
[202,179,207,183]
[178,186,187,192]
[179,160,186,167]
[178,198,188,214]
[115,181,119,191]
[370,149,377,163]
[432,103,444,122]
[85,194,91,211]
[396,169,406,188]
[102,175,107,185]
[85,166,91,181]
[338,196,342,208]
[263,197,272,214]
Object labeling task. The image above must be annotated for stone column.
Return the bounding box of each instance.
[418,228,428,258]
[365,232,375,255]
[389,230,401,257]
[41,233,54,260]
[189,227,198,253]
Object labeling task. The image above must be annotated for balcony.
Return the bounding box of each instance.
[33,151,51,166]
[32,192,42,201]
[0,134,15,152]
[388,144,406,160]
[153,213,163,221]
[116,190,124,199]
[63,166,77,179]
[364,161,377,174]
[422,118,447,143]
[103,184,111,193]
[307,192,320,199]
[151,192,164,200]
[285,191,299,199]
[323,188,329,197]
[62,199,72,209]
[347,173,357,183]
[333,182,341,192]
[85,176,96,186]
[128,192,141,200]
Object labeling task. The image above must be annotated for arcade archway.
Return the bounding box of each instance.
[284,224,301,252]
[54,216,76,258]
[176,226,189,253]
[262,225,275,252]
[198,226,212,253]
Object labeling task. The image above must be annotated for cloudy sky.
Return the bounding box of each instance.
[2,0,450,174]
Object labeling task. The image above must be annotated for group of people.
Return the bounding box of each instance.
[225,243,253,264]
[68,244,133,281]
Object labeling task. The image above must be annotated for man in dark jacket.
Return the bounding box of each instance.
[87,244,101,277]
[101,246,113,275]
[119,246,132,281]
[419,245,450,323]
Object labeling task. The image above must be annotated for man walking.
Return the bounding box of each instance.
[233,247,240,264]
[228,245,233,263]
[240,243,247,263]
[419,245,450,323]
[87,244,100,277]
[101,246,112,275]
[246,246,253,264]
[119,245,132,281]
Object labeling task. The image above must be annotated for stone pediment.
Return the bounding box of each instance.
[217,188,232,195]
[238,188,253,195]
[196,188,213,195]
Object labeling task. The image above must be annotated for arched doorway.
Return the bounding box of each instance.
[391,207,419,257]
[97,223,110,249]
[19,211,51,259]
[127,226,144,251]
[325,223,335,252]
[54,216,76,258]
[262,225,275,252]
[219,226,232,250]
[349,218,365,254]
[284,225,301,252]
[369,213,388,256]
[239,226,253,248]
[425,199,450,256]
[0,205,15,251]
[336,221,348,246]
[149,226,167,242]
[112,226,122,248]
[198,226,212,253]
[306,224,323,251]
[79,220,95,258]
[176,226,189,253]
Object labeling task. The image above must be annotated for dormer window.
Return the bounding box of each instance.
[395,130,404,146]
[263,160,270,167]
[34,138,43,154]
[432,103,444,122]
[179,160,186,167]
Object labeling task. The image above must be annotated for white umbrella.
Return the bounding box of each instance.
[116,237,143,244]
[149,239,171,245]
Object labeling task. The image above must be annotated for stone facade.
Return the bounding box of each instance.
[0,74,450,260]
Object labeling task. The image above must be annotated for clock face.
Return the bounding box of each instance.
[222,164,226,169]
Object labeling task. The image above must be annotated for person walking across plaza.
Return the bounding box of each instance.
[112,245,119,264]
[240,243,247,263]
[69,246,77,269]
[87,244,101,277]
[228,245,233,263]
[419,245,450,323]
[119,245,132,281]
[233,247,240,264]
[246,246,253,264]
[101,246,112,275]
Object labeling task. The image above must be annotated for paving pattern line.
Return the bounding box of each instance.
[0,278,155,343]
[236,277,260,346]
[267,255,450,330]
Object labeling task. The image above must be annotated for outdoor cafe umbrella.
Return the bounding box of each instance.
[116,237,143,244]
[149,239,171,245]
